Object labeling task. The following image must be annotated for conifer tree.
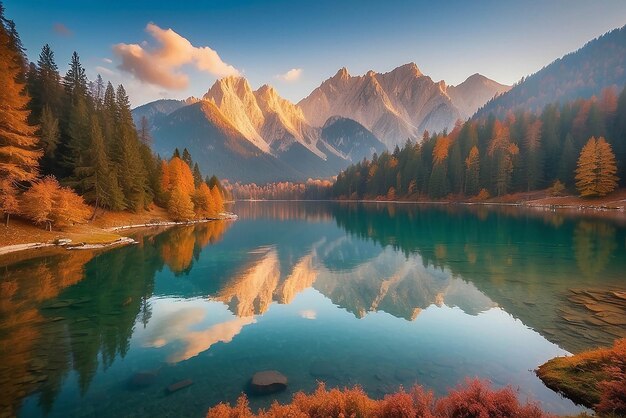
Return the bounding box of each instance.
[75,115,125,211]
[112,84,148,211]
[28,44,62,121]
[575,137,619,197]
[39,105,60,173]
[63,51,87,100]
[182,147,193,167]
[192,163,202,187]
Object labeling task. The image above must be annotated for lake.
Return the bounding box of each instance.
[2,201,626,417]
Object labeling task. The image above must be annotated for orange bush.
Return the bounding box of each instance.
[596,339,626,416]
[206,379,551,418]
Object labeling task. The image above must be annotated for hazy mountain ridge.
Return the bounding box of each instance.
[475,24,626,118]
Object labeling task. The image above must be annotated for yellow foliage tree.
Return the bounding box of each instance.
[168,157,195,197]
[193,183,213,218]
[167,185,195,221]
[210,185,224,216]
[0,179,19,226]
[575,137,619,197]
[21,176,90,230]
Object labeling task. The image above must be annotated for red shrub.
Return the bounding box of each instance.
[596,339,626,416]
[206,380,551,418]
[435,378,545,418]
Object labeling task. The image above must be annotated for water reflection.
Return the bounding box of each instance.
[1,203,625,417]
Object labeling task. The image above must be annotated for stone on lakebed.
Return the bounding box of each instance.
[166,379,193,394]
[250,370,288,394]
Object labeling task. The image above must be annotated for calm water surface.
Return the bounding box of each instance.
[2,201,626,417]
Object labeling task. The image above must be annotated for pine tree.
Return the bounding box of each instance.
[182,147,193,167]
[101,82,117,152]
[112,84,148,211]
[28,44,62,121]
[39,105,60,173]
[575,137,619,197]
[75,115,125,211]
[0,10,40,184]
[64,95,90,170]
[172,148,180,159]
[63,51,87,100]
[138,115,151,145]
[192,163,202,187]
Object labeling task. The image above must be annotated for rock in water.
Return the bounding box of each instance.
[250,370,288,394]
[166,379,193,394]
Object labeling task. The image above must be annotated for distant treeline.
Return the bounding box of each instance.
[331,87,625,200]
[0,4,225,229]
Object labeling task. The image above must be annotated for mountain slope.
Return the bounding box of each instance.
[132,99,186,127]
[299,63,509,147]
[143,94,385,182]
[476,25,626,118]
[447,74,510,118]
[150,101,303,183]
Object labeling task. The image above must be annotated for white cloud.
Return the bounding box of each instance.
[299,309,317,320]
[95,66,116,76]
[113,23,240,90]
[102,58,113,64]
[276,68,302,82]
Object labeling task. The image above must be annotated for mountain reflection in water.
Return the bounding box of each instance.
[1,201,625,418]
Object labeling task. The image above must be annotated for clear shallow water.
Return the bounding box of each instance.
[2,201,626,417]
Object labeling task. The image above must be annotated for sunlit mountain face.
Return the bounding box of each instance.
[3,202,626,417]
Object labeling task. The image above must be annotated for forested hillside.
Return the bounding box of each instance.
[476,25,626,118]
[332,88,624,200]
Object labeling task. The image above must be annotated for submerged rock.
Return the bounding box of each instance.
[250,370,287,394]
[166,379,193,394]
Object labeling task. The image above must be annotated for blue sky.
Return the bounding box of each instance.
[6,0,626,106]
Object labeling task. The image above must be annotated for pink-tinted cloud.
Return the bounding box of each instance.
[113,23,240,90]
[53,23,72,37]
[276,68,302,82]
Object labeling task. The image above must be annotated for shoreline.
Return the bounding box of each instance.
[0,214,238,257]
[238,197,626,212]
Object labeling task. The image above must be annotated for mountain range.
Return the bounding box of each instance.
[134,65,508,182]
[298,63,509,148]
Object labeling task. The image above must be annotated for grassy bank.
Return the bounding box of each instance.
[537,338,626,416]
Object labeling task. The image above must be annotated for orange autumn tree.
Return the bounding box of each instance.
[163,157,196,220]
[210,185,224,215]
[20,176,90,230]
[193,182,214,218]
[0,7,40,226]
[575,136,619,197]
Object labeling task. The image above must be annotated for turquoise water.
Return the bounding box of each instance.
[2,201,626,417]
